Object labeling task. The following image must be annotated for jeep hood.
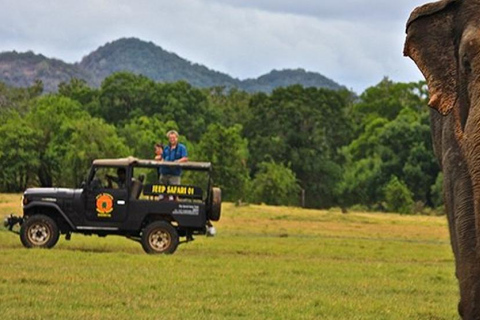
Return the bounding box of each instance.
[24,188,80,199]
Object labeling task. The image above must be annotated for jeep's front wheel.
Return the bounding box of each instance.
[141,221,179,254]
[20,215,60,249]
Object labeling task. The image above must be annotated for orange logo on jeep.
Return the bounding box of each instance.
[96,193,114,217]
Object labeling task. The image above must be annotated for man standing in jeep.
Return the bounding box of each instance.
[160,130,188,185]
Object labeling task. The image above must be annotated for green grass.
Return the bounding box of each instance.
[0,195,458,319]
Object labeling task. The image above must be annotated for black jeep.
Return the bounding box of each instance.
[4,157,221,254]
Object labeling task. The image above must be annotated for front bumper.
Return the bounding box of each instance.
[3,214,23,231]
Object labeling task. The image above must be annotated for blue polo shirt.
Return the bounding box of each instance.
[160,143,187,176]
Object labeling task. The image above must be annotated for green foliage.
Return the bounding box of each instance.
[62,118,131,187]
[118,116,178,159]
[384,176,414,214]
[20,95,129,187]
[353,78,427,124]
[205,87,251,128]
[196,124,249,201]
[0,77,442,214]
[340,80,439,210]
[153,81,218,141]
[339,156,384,208]
[0,112,41,191]
[99,72,156,125]
[97,73,216,141]
[58,78,98,106]
[25,95,90,186]
[245,85,354,208]
[248,161,301,206]
[0,80,43,114]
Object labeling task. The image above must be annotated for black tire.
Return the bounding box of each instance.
[208,187,222,222]
[20,215,60,249]
[141,221,179,254]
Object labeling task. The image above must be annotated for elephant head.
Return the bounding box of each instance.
[404,0,480,318]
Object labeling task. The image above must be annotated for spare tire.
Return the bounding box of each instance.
[208,187,221,221]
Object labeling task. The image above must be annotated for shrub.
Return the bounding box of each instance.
[383,176,414,214]
[249,161,300,206]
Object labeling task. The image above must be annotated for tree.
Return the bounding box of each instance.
[0,80,43,114]
[338,156,384,209]
[98,73,217,142]
[151,81,218,141]
[245,85,354,208]
[206,87,251,127]
[340,80,438,209]
[118,116,180,159]
[58,78,98,106]
[62,117,131,187]
[249,161,300,206]
[99,72,156,125]
[196,124,249,201]
[26,95,90,186]
[383,176,414,214]
[352,78,427,125]
[0,111,41,191]
[25,95,130,187]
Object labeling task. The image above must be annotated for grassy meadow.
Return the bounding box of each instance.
[0,193,458,319]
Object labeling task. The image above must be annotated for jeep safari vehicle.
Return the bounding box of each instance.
[4,157,221,254]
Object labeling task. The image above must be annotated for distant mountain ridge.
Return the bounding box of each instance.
[0,51,94,92]
[0,38,345,93]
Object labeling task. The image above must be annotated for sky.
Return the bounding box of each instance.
[0,0,430,94]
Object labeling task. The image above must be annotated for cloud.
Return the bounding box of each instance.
[206,0,417,22]
[0,0,428,93]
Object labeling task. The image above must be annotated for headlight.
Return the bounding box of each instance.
[22,195,29,206]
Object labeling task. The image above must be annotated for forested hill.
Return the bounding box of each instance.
[0,37,344,93]
[78,38,241,89]
[0,51,94,93]
[242,69,342,92]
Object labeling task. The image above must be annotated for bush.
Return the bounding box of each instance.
[383,176,414,214]
[248,161,301,206]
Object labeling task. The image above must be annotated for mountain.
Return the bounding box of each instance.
[241,69,343,93]
[0,38,345,93]
[78,38,241,89]
[0,51,93,93]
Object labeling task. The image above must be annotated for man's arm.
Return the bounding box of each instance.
[176,144,188,162]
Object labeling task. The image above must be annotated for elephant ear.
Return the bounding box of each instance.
[404,0,459,115]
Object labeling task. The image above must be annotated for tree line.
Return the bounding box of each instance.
[0,73,441,213]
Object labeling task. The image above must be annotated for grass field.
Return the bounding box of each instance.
[0,193,458,319]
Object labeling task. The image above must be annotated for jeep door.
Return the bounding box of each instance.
[84,166,128,223]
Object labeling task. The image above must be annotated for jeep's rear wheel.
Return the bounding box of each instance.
[20,215,60,249]
[141,221,179,254]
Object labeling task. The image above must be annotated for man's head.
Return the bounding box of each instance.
[117,168,126,182]
[166,130,179,146]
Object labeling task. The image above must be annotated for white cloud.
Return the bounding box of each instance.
[0,0,429,93]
